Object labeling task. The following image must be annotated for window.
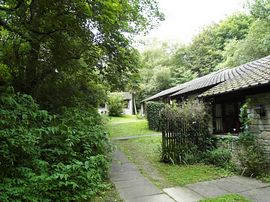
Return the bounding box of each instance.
[213,101,242,134]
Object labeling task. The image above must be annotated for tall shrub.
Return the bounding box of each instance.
[107,93,125,116]
[160,100,211,164]
[0,88,112,201]
[145,101,165,131]
[236,102,268,176]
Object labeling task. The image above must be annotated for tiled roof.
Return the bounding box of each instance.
[200,56,270,97]
[170,68,230,97]
[141,85,185,102]
[142,55,270,102]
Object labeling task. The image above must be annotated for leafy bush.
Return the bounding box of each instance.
[160,100,212,164]
[236,132,267,176]
[0,88,112,201]
[203,148,232,168]
[235,101,268,177]
[145,101,165,131]
[107,93,124,116]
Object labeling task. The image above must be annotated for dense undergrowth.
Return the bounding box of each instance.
[0,88,112,201]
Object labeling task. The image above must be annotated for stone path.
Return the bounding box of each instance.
[110,149,270,202]
[164,176,270,202]
[110,150,175,202]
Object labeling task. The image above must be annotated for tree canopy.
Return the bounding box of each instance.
[0,0,163,110]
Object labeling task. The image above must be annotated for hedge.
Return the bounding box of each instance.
[145,101,165,131]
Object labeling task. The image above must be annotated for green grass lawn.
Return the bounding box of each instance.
[200,194,251,202]
[107,116,160,138]
[116,136,231,188]
[106,114,140,124]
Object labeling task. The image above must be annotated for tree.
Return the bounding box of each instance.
[219,0,270,67]
[137,39,180,100]
[174,13,253,76]
[0,0,164,110]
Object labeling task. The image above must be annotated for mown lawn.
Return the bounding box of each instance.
[107,115,160,138]
[116,136,231,188]
[200,194,251,202]
[106,115,140,124]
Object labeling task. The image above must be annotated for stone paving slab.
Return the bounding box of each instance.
[165,176,270,202]
[110,170,144,182]
[110,150,175,202]
[241,186,270,202]
[163,187,203,202]
[114,178,155,189]
[111,162,138,173]
[208,177,253,193]
[186,181,229,198]
[130,193,176,202]
[117,183,162,200]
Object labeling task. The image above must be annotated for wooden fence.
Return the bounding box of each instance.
[161,116,210,164]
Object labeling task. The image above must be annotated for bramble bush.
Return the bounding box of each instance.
[0,88,112,201]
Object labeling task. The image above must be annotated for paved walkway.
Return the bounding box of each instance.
[110,149,270,202]
[110,150,175,202]
[164,176,270,202]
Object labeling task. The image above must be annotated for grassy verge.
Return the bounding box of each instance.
[200,194,251,202]
[107,116,160,138]
[116,136,231,188]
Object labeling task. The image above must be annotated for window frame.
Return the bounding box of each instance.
[212,100,244,135]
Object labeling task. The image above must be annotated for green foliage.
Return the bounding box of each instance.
[202,148,232,168]
[237,132,267,176]
[137,40,179,101]
[0,89,112,201]
[108,93,125,117]
[236,102,268,177]
[248,0,270,20]
[173,13,253,76]
[145,101,165,131]
[220,19,270,67]
[0,64,11,86]
[160,100,212,164]
[0,0,163,111]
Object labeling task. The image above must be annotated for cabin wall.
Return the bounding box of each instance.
[247,92,270,156]
[123,99,133,115]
